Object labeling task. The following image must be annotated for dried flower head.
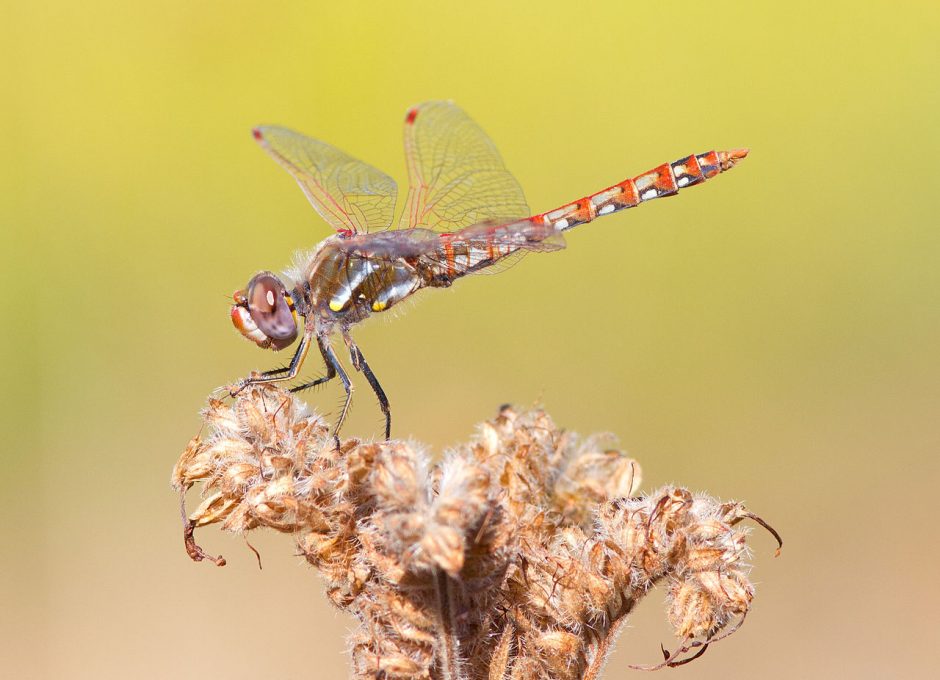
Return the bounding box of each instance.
[172,385,781,679]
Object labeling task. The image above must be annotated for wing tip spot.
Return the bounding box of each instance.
[405,108,419,125]
[252,128,263,141]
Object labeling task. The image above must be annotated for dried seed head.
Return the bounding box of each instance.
[173,385,779,679]
[668,569,754,639]
[554,442,642,526]
[531,629,583,679]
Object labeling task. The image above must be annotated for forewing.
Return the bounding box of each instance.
[253,125,398,234]
[399,101,529,231]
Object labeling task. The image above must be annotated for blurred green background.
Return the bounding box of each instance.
[2,1,938,677]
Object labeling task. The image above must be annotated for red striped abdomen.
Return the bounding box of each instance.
[532,148,749,232]
[418,148,748,287]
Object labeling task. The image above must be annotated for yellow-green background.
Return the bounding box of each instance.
[2,1,937,677]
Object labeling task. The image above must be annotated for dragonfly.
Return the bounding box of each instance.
[231,101,748,439]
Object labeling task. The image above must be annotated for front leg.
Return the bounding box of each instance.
[344,332,391,440]
[234,331,312,394]
[260,365,291,377]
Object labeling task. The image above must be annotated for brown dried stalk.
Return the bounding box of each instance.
[172,385,781,679]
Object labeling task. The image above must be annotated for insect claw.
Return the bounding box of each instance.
[229,380,250,398]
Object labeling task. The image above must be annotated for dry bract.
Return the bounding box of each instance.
[172,385,780,679]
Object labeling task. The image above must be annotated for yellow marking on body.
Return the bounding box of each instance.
[329,299,345,312]
[372,300,387,312]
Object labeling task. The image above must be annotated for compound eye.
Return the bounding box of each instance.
[247,272,297,348]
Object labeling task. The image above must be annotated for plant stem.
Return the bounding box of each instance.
[433,568,463,680]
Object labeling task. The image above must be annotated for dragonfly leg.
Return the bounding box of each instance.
[288,335,338,392]
[287,335,352,440]
[317,335,352,440]
[260,366,291,377]
[234,331,312,393]
[345,335,391,440]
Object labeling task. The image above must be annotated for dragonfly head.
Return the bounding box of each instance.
[231,272,299,350]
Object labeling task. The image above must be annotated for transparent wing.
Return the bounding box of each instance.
[416,243,534,278]
[398,101,529,231]
[412,218,566,278]
[253,125,398,235]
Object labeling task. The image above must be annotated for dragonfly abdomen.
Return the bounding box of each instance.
[409,149,749,290]
[534,149,749,233]
[420,219,560,287]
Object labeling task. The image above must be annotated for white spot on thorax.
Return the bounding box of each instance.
[331,259,375,310]
[266,290,275,306]
[375,279,418,309]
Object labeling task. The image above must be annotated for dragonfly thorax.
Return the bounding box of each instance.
[303,239,424,324]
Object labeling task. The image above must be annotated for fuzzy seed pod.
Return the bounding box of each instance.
[173,384,780,678]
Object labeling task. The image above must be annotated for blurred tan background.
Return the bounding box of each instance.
[2,1,938,677]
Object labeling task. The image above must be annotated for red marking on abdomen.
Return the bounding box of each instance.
[633,163,678,199]
[697,150,721,178]
[671,154,704,187]
[441,233,456,277]
[652,163,677,193]
[617,178,640,207]
[544,198,596,229]
[576,198,595,222]
[532,147,747,232]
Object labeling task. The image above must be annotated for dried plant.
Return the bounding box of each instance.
[172,384,781,679]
